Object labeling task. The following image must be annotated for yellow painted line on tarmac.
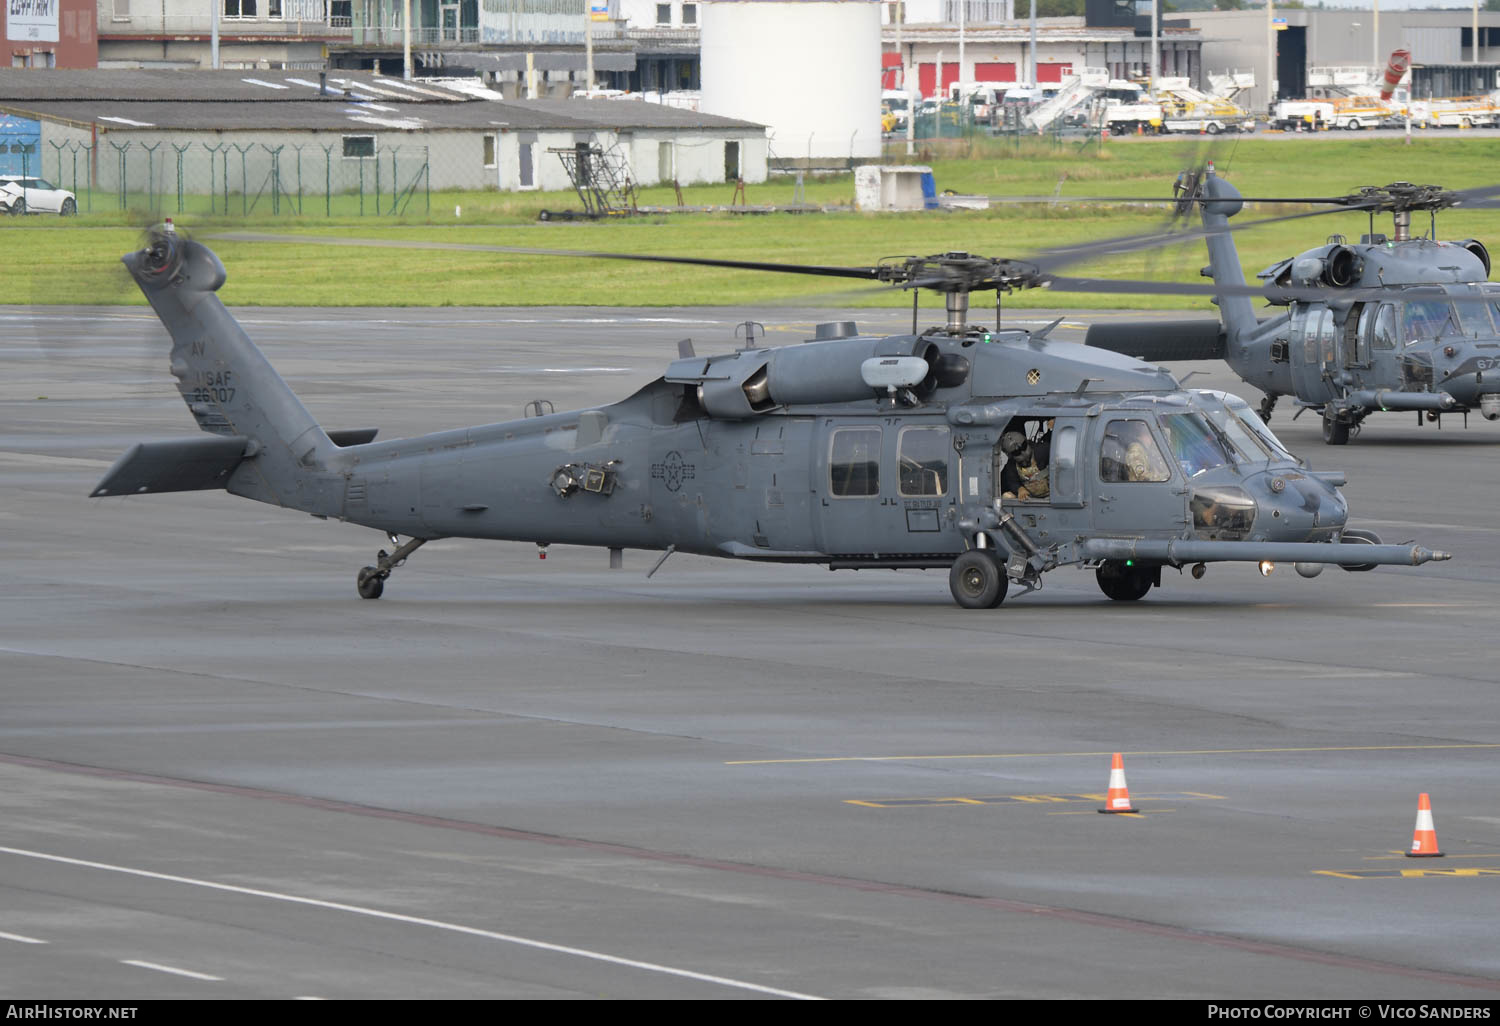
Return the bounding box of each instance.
[728,743,1500,767]
[1316,867,1500,880]
[845,791,1224,809]
[1362,852,1500,861]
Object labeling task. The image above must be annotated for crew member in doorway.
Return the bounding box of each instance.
[999,428,1050,501]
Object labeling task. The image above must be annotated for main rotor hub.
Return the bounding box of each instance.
[876,252,1046,296]
[1347,183,1456,214]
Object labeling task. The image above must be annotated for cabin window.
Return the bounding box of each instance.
[1301,306,1335,368]
[1100,419,1170,483]
[829,427,881,497]
[897,425,948,496]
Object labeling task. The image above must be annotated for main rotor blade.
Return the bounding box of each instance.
[208,231,891,282]
[1029,202,1374,276]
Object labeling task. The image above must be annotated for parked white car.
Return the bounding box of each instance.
[0,176,77,215]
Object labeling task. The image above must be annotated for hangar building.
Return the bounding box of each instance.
[0,68,767,197]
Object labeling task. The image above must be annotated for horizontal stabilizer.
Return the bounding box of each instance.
[328,427,379,447]
[1085,320,1227,363]
[91,435,249,497]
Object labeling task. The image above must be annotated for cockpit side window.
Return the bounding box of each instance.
[1370,304,1398,350]
[1100,419,1171,483]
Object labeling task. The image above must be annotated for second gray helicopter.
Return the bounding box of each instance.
[1087,166,1500,444]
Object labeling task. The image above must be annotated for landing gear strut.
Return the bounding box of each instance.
[1258,394,1278,422]
[356,534,427,599]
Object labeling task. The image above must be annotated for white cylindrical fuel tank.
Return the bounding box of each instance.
[701,0,882,161]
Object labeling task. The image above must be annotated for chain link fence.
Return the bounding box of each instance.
[17,138,433,218]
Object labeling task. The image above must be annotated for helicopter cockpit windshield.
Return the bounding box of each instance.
[1395,289,1500,342]
[1157,411,1237,477]
[1403,299,1456,340]
[1194,391,1294,464]
[1449,293,1500,337]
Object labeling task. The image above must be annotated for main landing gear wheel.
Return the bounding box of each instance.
[949,550,1008,609]
[1337,528,1382,572]
[1322,408,1351,445]
[1096,560,1155,602]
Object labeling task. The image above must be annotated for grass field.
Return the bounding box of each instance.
[9,135,1500,309]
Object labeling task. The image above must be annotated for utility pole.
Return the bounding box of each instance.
[954,0,966,95]
[1029,0,1036,87]
[1151,0,1158,91]
[586,2,595,92]
[1266,0,1275,114]
[404,0,413,81]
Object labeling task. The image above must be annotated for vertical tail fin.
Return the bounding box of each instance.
[1197,167,1260,345]
[124,225,340,509]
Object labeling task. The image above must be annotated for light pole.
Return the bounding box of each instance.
[1151,0,1158,91]
[1266,0,1275,112]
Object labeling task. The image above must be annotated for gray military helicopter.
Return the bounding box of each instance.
[91,222,1449,609]
[1087,163,1500,444]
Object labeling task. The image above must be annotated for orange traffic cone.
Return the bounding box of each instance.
[1406,792,1443,857]
[1098,753,1135,814]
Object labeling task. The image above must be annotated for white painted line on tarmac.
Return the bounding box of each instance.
[1359,517,1500,534]
[0,845,822,1001]
[121,960,223,982]
[0,930,47,944]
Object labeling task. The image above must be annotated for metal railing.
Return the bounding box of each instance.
[102,11,351,37]
[351,25,481,45]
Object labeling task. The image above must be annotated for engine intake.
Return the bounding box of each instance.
[1458,239,1491,277]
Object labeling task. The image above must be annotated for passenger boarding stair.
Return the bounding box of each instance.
[1022,70,1107,132]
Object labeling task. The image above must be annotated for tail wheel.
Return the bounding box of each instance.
[1096,561,1155,602]
[949,550,1007,609]
[356,566,385,599]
